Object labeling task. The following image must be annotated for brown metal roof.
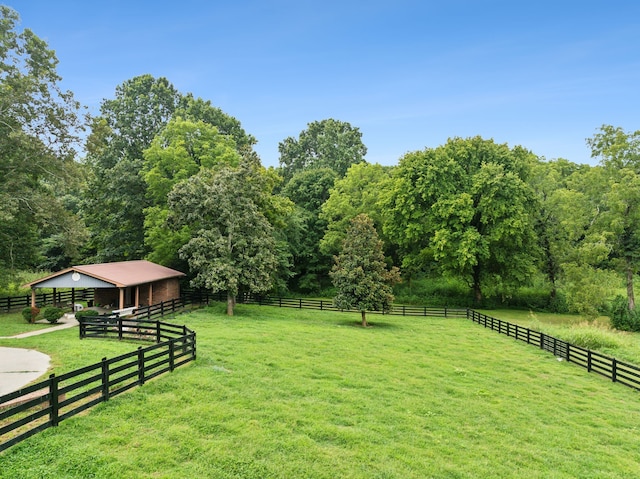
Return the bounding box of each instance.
[27,260,185,288]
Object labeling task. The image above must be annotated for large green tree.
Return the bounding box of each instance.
[142,117,241,268]
[82,75,181,262]
[278,118,367,182]
[167,158,280,315]
[383,136,537,304]
[320,162,393,256]
[331,214,400,327]
[0,6,85,284]
[587,125,640,310]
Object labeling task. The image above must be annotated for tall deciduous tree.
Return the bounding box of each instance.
[383,136,537,305]
[0,6,85,284]
[167,158,279,315]
[587,125,640,310]
[83,75,180,262]
[320,162,393,256]
[142,117,240,268]
[278,118,367,182]
[331,214,400,327]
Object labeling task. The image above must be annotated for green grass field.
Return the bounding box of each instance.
[1,304,640,478]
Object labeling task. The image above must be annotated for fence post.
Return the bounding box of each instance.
[612,358,617,383]
[156,321,161,343]
[6,296,11,311]
[587,350,592,372]
[566,343,570,362]
[118,317,123,340]
[79,318,84,339]
[101,358,110,400]
[540,333,545,350]
[49,374,59,427]
[169,340,175,372]
[161,301,165,317]
[137,347,145,385]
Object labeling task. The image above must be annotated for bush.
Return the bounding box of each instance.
[21,306,40,323]
[75,309,101,320]
[42,306,64,324]
[609,296,640,332]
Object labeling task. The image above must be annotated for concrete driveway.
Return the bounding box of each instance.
[0,347,51,396]
[0,313,78,397]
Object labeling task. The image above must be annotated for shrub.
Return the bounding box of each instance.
[609,296,640,332]
[75,309,101,320]
[21,306,40,323]
[42,306,64,324]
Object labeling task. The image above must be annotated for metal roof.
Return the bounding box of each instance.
[26,260,185,289]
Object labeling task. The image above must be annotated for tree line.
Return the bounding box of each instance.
[2,6,639,321]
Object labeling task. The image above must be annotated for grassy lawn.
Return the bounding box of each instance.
[0,311,59,337]
[484,309,640,365]
[2,304,640,478]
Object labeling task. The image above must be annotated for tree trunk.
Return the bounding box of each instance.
[361,310,369,327]
[473,265,483,305]
[227,292,235,316]
[626,256,636,311]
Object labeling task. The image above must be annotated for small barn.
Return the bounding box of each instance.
[26,260,186,311]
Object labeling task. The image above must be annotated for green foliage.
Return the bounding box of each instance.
[42,306,64,323]
[320,162,393,256]
[609,295,640,332]
[21,306,40,323]
[74,309,102,320]
[0,7,85,283]
[141,116,241,268]
[168,158,280,315]
[562,263,618,320]
[383,136,538,305]
[278,118,367,182]
[331,214,400,326]
[82,74,181,262]
[281,168,337,292]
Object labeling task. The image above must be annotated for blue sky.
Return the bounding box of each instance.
[7,0,640,168]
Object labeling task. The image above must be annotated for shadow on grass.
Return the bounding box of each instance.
[335,319,401,330]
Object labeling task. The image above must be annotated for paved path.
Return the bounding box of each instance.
[0,313,78,396]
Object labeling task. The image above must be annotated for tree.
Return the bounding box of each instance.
[82,75,181,262]
[167,158,279,315]
[331,214,400,327]
[383,136,537,305]
[0,6,85,284]
[319,162,393,256]
[280,168,337,292]
[278,118,367,182]
[587,125,640,311]
[142,117,241,267]
[528,159,591,306]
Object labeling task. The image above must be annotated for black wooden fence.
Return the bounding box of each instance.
[0,302,196,453]
[467,310,640,390]
[1,289,93,312]
[237,293,469,318]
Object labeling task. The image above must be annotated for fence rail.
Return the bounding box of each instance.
[240,294,468,318]
[0,289,93,312]
[0,300,196,453]
[467,310,640,390]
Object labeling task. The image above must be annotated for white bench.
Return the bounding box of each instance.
[112,306,136,317]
